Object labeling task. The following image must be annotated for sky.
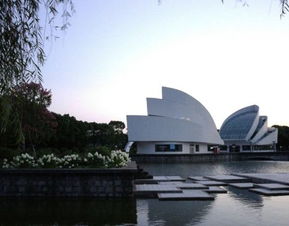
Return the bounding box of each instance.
[42,0,289,129]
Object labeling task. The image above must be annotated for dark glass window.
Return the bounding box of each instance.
[155,144,182,152]
[195,144,199,152]
[219,145,228,151]
[229,145,240,152]
[252,145,273,150]
[242,145,251,151]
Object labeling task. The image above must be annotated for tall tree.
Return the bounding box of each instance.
[0,82,57,152]
[0,0,74,94]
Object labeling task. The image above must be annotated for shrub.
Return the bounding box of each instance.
[3,153,37,168]
[1,150,130,169]
[37,153,60,168]
[106,150,130,168]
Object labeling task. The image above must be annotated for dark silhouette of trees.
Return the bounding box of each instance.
[0,82,57,152]
[273,125,289,151]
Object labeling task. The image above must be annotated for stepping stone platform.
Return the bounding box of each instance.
[159,182,208,189]
[153,176,185,182]
[158,190,214,201]
[135,184,182,193]
[205,175,250,183]
[188,176,208,181]
[204,186,227,194]
[255,183,289,190]
[232,173,289,185]
[197,180,227,186]
[134,179,159,184]
[250,188,289,196]
[229,183,254,189]
[134,184,182,197]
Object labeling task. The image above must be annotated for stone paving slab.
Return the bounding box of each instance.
[188,176,208,181]
[134,184,182,193]
[153,176,185,182]
[159,182,207,189]
[204,186,227,194]
[229,183,254,189]
[134,179,158,184]
[232,173,289,185]
[158,190,214,201]
[205,175,251,183]
[250,188,289,196]
[255,183,289,190]
[197,180,227,186]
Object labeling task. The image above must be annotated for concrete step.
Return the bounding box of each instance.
[204,186,227,194]
[197,180,227,186]
[153,176,186,182]
[205,175,251,183]
[255,183,289,190]
[188,176,208,181]
[229,183,254,189]
[134,184,182,198]
[134,179,158,184]
[158,190,214,201]
[159,182,208,189]
[250,188,289,196]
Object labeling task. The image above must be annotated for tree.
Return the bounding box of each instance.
[109,121,125,134]
[0,82,57,153]
[0,0,74,94]
[273,125,289,151]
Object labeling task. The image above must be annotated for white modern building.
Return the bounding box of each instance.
[126,87,224,154]
[219,105,278,152]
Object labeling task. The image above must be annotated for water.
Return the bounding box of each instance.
[1,161,289,225]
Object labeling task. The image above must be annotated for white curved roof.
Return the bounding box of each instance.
[127,87,223,145]
[220,105,278,145]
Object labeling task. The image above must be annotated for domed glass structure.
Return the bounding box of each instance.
[220,105,278,152]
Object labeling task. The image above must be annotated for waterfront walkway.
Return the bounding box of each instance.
[134,173,289,200]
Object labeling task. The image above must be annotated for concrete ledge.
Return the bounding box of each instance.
[0,162,140,198]
[132,152,289,163]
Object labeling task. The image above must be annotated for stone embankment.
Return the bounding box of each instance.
[0,161,151,198]
[132,152,289,163]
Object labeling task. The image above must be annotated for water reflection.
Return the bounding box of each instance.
[139,161,289,178]
[0,198,137,226]
[227,186,264,209]
[137,199,213,226]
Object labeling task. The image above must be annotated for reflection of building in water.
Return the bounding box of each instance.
[126,87,223,154]
[227,186,264,208]
[220,105,278,152]
[137,198,213,226]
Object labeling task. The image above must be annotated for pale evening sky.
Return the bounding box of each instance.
[42,0,289,129]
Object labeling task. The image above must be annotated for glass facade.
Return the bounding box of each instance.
[242,145,251,151]
[220,111,258,140]
[155,144,182,152]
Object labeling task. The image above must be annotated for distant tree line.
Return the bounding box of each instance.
[0,82,127,158]
[273,125,289,151]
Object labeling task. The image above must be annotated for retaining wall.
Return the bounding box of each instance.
[0,162,139,197]
[131,152,289,163]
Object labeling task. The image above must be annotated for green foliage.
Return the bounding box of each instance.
[0,0,74,94]
[273,125,289,151]
[95,146,111,157]
[0,82,56,150]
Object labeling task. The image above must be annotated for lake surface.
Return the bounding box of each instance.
[1,161,289,225]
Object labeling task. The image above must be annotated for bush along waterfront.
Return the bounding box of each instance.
[2,150,130,169]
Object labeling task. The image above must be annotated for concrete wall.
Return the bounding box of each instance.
[132,152,289,163]
[0,163,139,197]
